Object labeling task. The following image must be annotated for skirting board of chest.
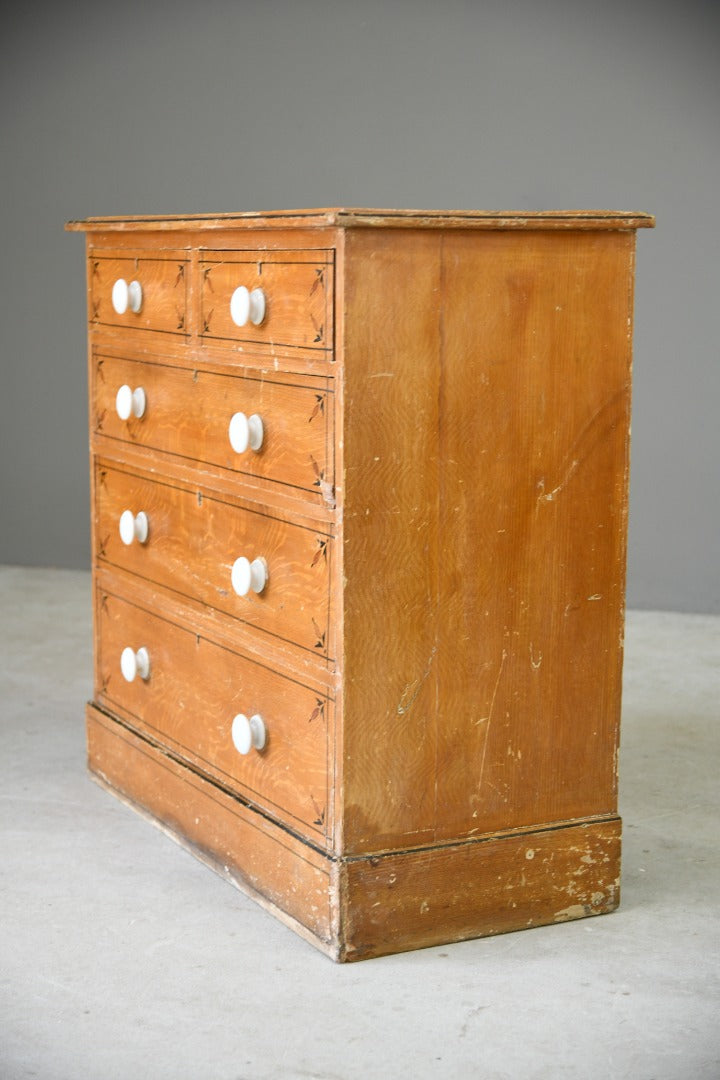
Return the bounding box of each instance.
[67,208,654,961]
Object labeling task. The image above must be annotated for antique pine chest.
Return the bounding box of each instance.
[66,208,654,960]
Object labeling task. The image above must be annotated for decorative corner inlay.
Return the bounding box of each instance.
[311,618,326,652]
[310,455,325,488]
[310,794,326,828]
[309,394,325,422]
[309,267,325,296]
[309,698,325,723]
[311,538,328,566]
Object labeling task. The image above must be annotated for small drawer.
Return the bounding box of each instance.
[97,591,330,838]
[200,250,333,351]
[89,253,189,335]
[94,355,334,501]
[95,466,334,659]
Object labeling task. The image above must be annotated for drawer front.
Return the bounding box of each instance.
[94,355,334,499]
[96,466,333,659]
[97,591,330,838]
[200,251,333,351]
[90,254,189,335]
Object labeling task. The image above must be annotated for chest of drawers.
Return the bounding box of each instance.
[67,208,653,961]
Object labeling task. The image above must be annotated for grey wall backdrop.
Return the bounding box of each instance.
[1,0,718,613]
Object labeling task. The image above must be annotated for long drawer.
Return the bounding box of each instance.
[95,465,334,659]
[96,590,330,840]
[93,354,334,501]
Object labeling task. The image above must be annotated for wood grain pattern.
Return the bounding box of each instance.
[340,227,636,855]
[87,700,621,962]
[89,253,189,335]
[93,353,334,501]
[67,208,655,232]
[68,209,653,961]
[200,251,333,351]
[433,229,634,840]
[341,228,442,851]
[96,590,331,840]
[95,462,334,658]
[338,817,622,961]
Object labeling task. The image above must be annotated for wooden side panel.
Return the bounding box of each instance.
[341,229,441,852]
[340,818,621,961]
[434,230,634,839]
[86,704,335,951]
[340,227,634,855]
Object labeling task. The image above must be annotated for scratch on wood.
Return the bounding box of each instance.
[536,458,579,506]
[529,643,543,670]
[554,903,593,921]
[397,646,437,716]
[476,648,507,789]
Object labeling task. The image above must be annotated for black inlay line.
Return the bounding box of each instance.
[96,435,328,500]
[94,351,336,386]
[99,693,327,837]
[99,585,334,697]
[98,462,334,537]
[98,567,334,664]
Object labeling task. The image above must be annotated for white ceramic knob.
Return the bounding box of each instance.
[228,412,264,453]
[119,509,149,546]
[231,713,266,754]
[120,646,150,683]
[231,556,267,596]
[230,286,266,327]
[112,278,143,315]
[115,384,147,420]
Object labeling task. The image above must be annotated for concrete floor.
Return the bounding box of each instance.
[1,565,718,1080]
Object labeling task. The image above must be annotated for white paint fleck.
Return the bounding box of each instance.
[529,644,543,670]
[554,904,588,921]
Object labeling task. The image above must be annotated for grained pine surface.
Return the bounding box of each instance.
[341,228,634,853]
[68,210,652,959]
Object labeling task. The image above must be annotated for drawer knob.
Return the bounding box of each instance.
[119,509,149,546]
[120,646,150,683]
[111,278,143,315]
[230,286,266,327]
[115,384,147,421]
[231,713,266,754]
[229,412,264,453]
[231,556,267,596]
